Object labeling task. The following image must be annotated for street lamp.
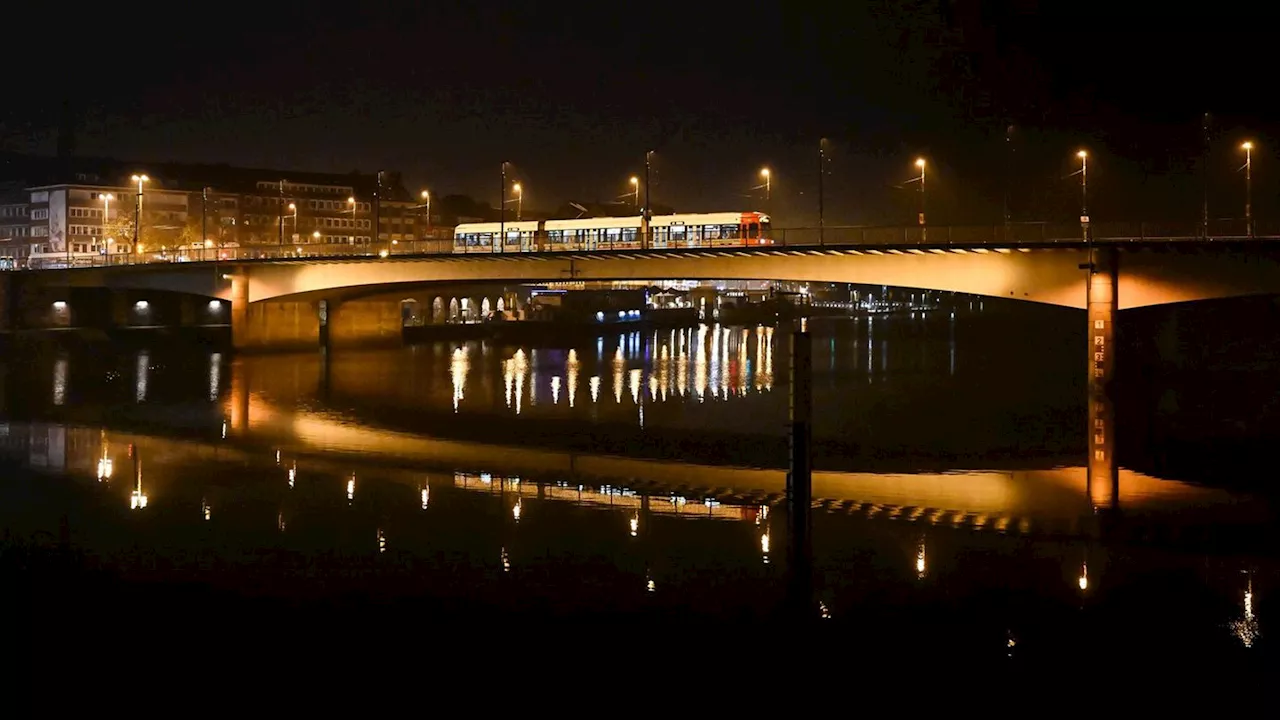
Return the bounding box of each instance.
[101,193,114,263]
[130,174,149,261]
[420,189,431,236]
[1242,141,1254,236]
[760,168,770,201]
[288,202,297,243]
[312,230,321,245]
[513,182,523,222]
[629,176,639,210]
[347,196,357,244]
[1077,150,1088,217]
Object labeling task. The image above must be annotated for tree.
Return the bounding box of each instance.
[102,200,137,250]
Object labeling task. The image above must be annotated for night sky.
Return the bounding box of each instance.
[4,1,1275,226]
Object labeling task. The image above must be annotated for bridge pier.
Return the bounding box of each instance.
[230,268,328,352]
[326,299,405,348]
[230,269,249,349]
[1087,246,1119,509]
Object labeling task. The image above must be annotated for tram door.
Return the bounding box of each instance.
[667,223,685,249]
[649,224,666,249]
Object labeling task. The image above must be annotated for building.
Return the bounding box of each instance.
[0,153,434,266]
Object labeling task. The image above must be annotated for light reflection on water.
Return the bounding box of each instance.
[0,420,1271,654]
[2,310,1277,656]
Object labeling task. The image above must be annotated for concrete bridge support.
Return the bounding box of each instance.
[1087,246,1119,509]
[230,269,405,351]
[327,300,404,348]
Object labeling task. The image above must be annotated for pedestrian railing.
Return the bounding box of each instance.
[14,220,1277,270]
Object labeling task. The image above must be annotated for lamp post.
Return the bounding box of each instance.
[643,150,653,249]
[629,176,639,210]
[760,167,771,201]
[513,182,523,222]
[347,196,356,245]
[312,230,321,245]
[130,174,148,263]
[101,192,114,265]
[1076,150,1091,265]
[201,187,209,262]
[914,158,926,226]
[420,190,431,241]
[277,180,286,246]
[818,139,827,245]
[499,161,507,255]
[1077,150,1088,218]
[288,203,297,245]
[1242,141,1254,237]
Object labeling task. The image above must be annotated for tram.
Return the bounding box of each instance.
[453,212,771,254]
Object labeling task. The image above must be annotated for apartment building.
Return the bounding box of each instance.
[0,153,416,263]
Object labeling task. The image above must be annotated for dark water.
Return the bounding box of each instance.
[3,302,1279,676]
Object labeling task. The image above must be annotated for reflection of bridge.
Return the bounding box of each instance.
[0,417,1250,546]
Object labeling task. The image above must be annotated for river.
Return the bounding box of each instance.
[1,300,1276,666]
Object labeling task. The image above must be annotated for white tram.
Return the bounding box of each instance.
[453,212,771,253]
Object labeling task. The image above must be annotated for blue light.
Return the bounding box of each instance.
[596,311,604,321]
[618,311,626,319]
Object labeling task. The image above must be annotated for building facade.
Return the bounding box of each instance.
[0,154,428,266]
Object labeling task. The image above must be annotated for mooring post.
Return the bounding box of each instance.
[787,328,813,618]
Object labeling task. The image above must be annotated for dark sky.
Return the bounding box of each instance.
[5,1,1276,225]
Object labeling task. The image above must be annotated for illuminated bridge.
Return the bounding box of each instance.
[8,222,1280,489]
[6,225,1280,347]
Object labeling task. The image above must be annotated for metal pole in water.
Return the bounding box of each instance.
[787,328,813,618]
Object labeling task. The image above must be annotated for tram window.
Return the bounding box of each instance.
[622,228,637,242]
[746,223,758,239]
[548,230,563,243]
[761,220,771,235]
[704,225,720,240]
[721,224,739,239]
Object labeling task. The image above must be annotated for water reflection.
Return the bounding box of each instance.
[135,352,149,403]
[209,352,222,402]
[130,450,146,509]
[52,354,68,406]
[1232,574,1260,647]
[0,420,1273,658]
[451,346,468,412]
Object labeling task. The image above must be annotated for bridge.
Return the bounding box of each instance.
[7,222,1280,488]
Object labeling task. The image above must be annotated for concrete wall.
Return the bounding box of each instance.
[234,300,323,351]
[328,299,403,347]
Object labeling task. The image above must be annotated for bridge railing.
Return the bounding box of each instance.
[767,219,1269,248]
[13,220,1279,270]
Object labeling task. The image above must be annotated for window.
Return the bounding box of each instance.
[31,209,49,220]
[32,226,48,236]
[30,191,48,203]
